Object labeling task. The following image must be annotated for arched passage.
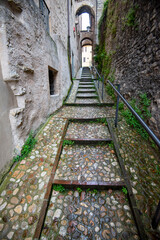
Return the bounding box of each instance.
[81,38,93,47]
[75,4,95,67]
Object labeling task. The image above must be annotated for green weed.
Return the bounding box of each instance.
[13,131,37,162]
[121,93,151,140]
[86,188,98,195]
[122,187,128,195]
[155,166,160,175]
[123,4,139,28]
[53,184,65,192]
[91,189,98,195]
[63,140,75,146]
[77,187,83,193]
[108,142,114,150]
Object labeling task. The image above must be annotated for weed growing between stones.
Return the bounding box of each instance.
[13,131,37,162]
[122,187,128,201]
[123,4,139,28]
[53,184,65,193]
[108,142,114,150]
[77,187,82,193]
[63,140,75,146]
[122,187,128,195]
[155,166,160,175]
[77,188,98,195]
[120,93,151,140]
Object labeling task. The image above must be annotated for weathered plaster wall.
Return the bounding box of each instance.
[0,0,71,170]
[0,64,17,172]
[99,0,160,138]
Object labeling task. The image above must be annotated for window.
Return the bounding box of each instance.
[85,47,87,52]
[39,0,50,32]
[83,57,86,62]
[48,68,57,95]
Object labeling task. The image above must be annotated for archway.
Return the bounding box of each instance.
[75,5,95,67]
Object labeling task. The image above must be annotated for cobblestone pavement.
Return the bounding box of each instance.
[111,118,160,239]
[55,145,122,182]
[66,122,110,139]
[76,98,100,103]
[53,106,115,119]
[41,189,138,240]
[0,77,160,239]
[0,117,66,239]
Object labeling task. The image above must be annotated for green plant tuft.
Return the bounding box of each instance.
[63,140,75,146]
[120,93,151,140]
[108,142,114,150]
[13,131,37,162]
[91,189,98,195]
[123,4,139,28]
[77,187,83,193]
[155,165,160,175]
[53,184,65,192]
[122,187,128,195]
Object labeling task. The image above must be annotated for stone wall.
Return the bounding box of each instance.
[99,0,160,138]
[0,64,17,173]
[0,0,71,171]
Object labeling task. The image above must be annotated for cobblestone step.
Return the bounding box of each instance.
[75,98,100,104]
[78,85,95,88]
[76,94,98,98]
[65,121,111,139]
[41,189,139,239]
[54,144,123,183]
[79,82,94,85]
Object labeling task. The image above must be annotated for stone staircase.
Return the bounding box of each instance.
[76,67,99,104]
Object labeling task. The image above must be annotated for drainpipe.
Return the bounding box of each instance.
[96,0,98,44]
[67,0,72,81]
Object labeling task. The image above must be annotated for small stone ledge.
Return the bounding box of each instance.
[10,107,24,117]
[3,74,20,82]
[23,67,34,74]
[50,94,59,98]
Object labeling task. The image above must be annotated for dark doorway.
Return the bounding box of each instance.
[49,69,55,95]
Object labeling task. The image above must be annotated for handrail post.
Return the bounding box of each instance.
[115,84,120,127]
[102,75,104,100]
[107,80,160,148]
[152,200,160,229]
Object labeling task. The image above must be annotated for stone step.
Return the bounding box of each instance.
[80,78,92,81]
[78,85,95,88]
[77,89,96,93]
[76,98,99,103]
[76,94,98,98]
[79,82,94,85]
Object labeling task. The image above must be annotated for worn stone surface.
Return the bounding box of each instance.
[0,68,160,239]
[55,144,122,182]
[41,189,138,239]
[99,0,160,137]
[66,121,110,139]
[0,116,66,239]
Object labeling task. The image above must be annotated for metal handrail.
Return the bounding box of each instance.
[92,66,104,100]
[92,66,101,79]
[108,80,160,149]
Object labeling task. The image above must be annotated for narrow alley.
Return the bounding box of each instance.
[0,67,159,240]
[0,0,160,239]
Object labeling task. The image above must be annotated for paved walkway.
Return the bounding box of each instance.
[0,68,160,240]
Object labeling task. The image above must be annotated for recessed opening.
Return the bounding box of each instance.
[48,67,57,95]
[39,0,50,32]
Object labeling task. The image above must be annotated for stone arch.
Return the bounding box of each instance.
[81,38,93,47]
[75,5,95,17]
